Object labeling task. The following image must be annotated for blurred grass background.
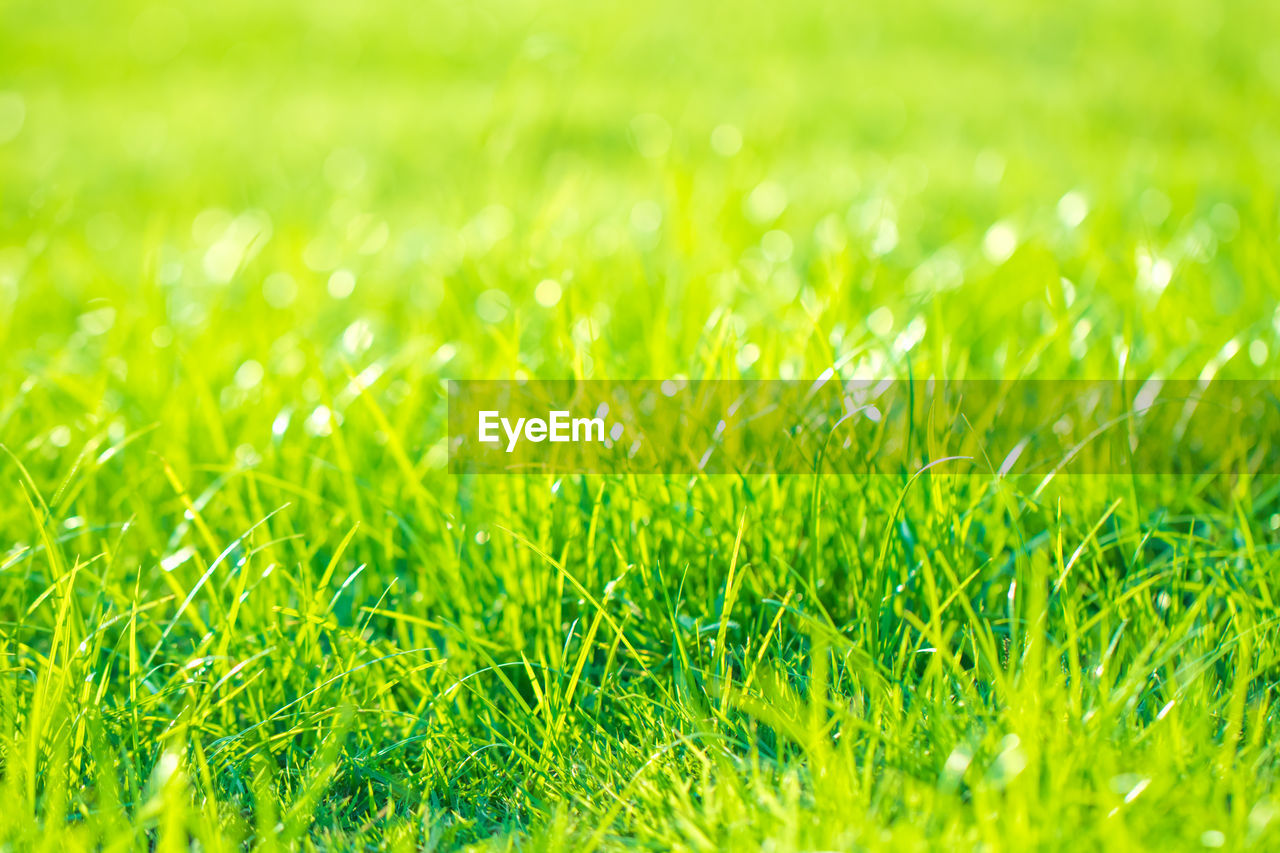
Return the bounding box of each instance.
[4,0,1279,381]
[3,0,1280,850]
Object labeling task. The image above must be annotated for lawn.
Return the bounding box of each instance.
[2,0,1280,849]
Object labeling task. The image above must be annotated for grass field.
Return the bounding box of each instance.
[3,0,1280,849]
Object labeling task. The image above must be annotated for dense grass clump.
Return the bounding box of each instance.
[2,0,1280,849]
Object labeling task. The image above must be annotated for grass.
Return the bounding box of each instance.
[3,0,1280,849]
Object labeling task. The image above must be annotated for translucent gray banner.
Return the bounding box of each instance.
[448,379,1280,476]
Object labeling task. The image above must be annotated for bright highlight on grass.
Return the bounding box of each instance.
[2,0,1280,850]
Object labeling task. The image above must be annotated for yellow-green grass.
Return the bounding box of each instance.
[2,0,1280,849]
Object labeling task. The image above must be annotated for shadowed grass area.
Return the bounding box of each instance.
[2,0,1280,849]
